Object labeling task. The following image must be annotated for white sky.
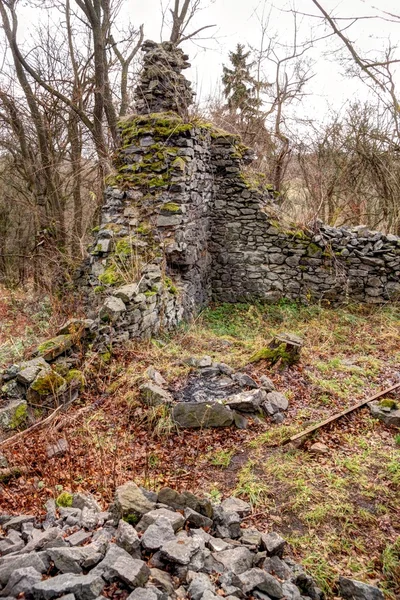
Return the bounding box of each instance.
[129,0,400,122]
[13,0,400,124]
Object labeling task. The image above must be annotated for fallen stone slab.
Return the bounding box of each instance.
[111,481,156,522]
[136,508,185,533]
[0,566,42,598]
[223,389,266,412]
[172,401,233,428]
[339,576,384,600]
[368,400,400,427]
[139,382,173,407]
[32,572,105,600]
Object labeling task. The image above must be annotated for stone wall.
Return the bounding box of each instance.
[84,40,400,345]
[87,112,399,346]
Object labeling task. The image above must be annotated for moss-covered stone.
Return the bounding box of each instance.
[65,369,85,390]
[36,335,74,361]
[56,491,73,507]
[29,370,66,397]
[98,264,123,286]
[380,399,398,410]
[160,202,181,214]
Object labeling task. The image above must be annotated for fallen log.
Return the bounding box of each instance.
[281,382,400,446]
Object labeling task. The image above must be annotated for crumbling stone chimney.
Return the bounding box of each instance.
[134,40,195,116]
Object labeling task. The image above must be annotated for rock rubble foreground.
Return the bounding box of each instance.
[0,482,384,600]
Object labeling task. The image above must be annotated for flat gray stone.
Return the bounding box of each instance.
[184,507,213,529]
[224,389,265,413]
[339,576,384,600]
[127,589,159,600]
[48,546,104,574]
[368,401,400,427]
[72,493,101,513]
[232,373,259,388]
[139,383,173,407]
[17,357,51,385]
[32,573,105,600]
[261,532,286,557]
[141,517,175,551]
[160,535,201,565]
[111,481,156,521]
[187,572,215,600]
[238,568,283,597]
[47,438,69,458]
[0,552,49,586]
[259,375,275,392]
[221,497,251,517]
[66,530,92,547]
[263,392,288,415]
[4,514,36,531]
[173,401,233,428]
[136,508,185,533]
[91,544,132,577]
[0,566,42,597]
[212,546,253,574]
[102,555,150,589]
[149,568,174,595]
[0,529,24,555]
[116,519,140,556]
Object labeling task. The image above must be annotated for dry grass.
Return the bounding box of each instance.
[1,299,399,598]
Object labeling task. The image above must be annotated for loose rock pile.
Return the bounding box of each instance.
[140,357,289,429]
[0,320,94,439]
[0,482,384,600]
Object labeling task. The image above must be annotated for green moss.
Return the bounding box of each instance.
[249,343,296,367]
[9,402,27,429]
[94,285,105,294]
[164,276,178,295]
[65,369,85,389]
[160,202,181,213]
[307,243,322,257]
[380,399,398,410]
[123,513,139,525]
[137,223,151,235]
[101,351,112,363]
[144,290,157,297]
[56,491,73,507]
[30,371,66,396]
[98,264,122,286]
[115,237,132,257]
[171,157,186,172]
[91,226,100,233]
[37,335,73,359]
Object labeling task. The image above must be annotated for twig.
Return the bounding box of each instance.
[281,382,400,447]
[0,405,65,448]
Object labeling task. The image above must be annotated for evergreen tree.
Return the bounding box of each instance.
[222,44,261,119]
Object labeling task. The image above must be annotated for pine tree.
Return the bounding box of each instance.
[222,44,261,120]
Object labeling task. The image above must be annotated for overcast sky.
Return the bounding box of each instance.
[129,0,400,122]
[13,0,400,125]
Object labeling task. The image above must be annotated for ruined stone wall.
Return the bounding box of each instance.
[210,142,400,304]
[87,112,400,349]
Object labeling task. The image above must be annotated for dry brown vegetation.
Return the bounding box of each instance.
[1,296,399,598]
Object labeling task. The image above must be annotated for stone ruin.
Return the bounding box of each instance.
[0,481,385,599]
[85,39,400,347]
[1,39,400,437]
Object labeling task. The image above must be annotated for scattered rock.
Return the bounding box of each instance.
[141,518,176,552]
[32,572,105,600]
[259,375,275,392]
[339,576,384,600]
[111,481,156,522]
[139,383,173,407]
[263,391,289,415]
[46,438,69,458]
[368,400,400,427]
[172,401,233,428]
[224,389,266,412]
[309,442,329,455]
